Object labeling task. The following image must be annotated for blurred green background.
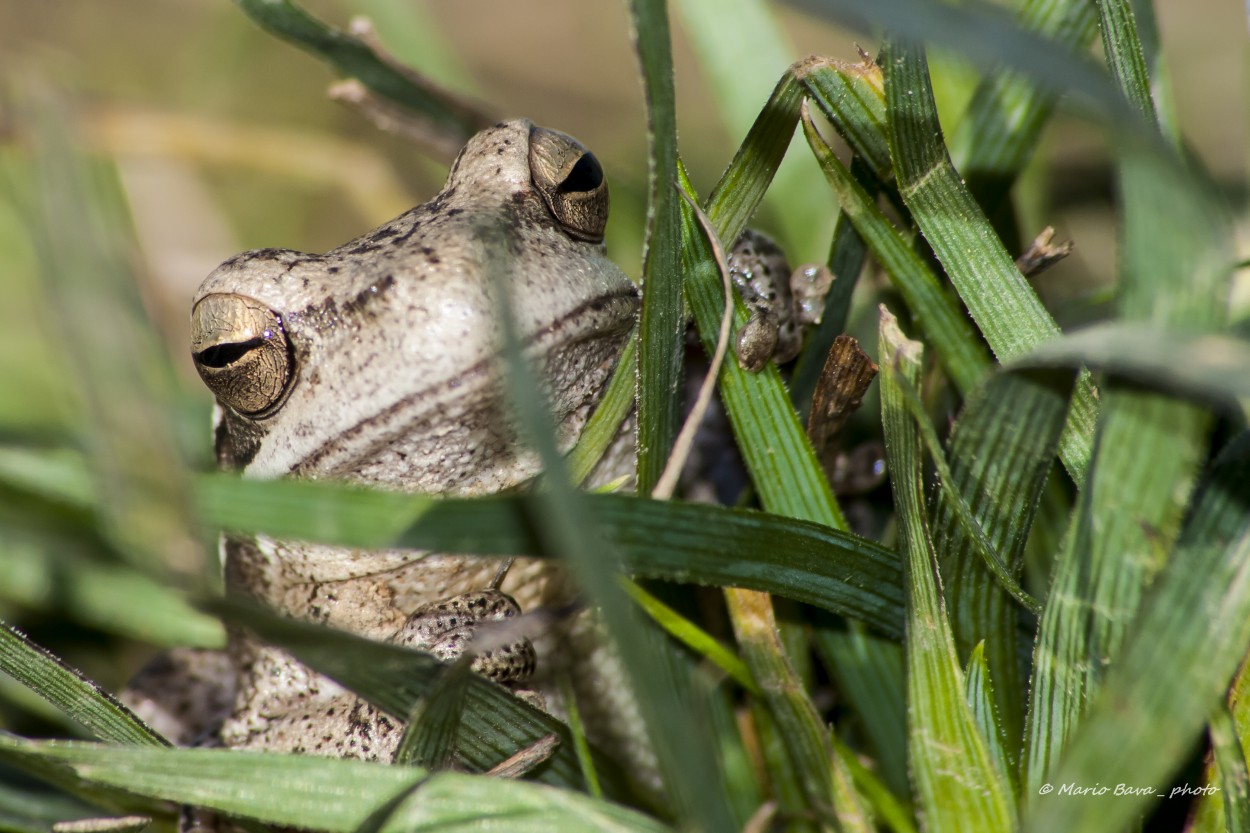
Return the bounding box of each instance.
[0,0,1247,720]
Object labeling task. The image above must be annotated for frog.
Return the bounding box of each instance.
[728,227,834,373]
[122,119,642,766]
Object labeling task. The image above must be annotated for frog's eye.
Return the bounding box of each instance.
[529,127,610,243]
[190,293,294,416]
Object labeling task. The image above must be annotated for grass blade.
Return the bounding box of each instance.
[0,738,669,833]
[196,476,906,636]
[1024,435,1250,833]
[1022,0,1232,788]
[703,69,806,245]
[393,659,471,770]
[0,623,168,747]
[487,182,737,827]
[813,629,909,801]
[723,588,838,825]
[619,579,757,694]
[568,331,638,486]
[630,0,685,496]
[18,88,200,575]
[929,369,1073,750]
[1209,706,1250,833]
[1094,0,1159,124]
[801,56,892,183]
[964,642,1013,795]
[1008,323,1250,409]
[878,308,1015,832]
[680,169,844,527]
[883,38,1095,482]
[693,72,915,820]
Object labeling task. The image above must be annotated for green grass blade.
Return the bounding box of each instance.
[1023,435,1250,833]
[1071,0,1232,691]
[0,622,168,747]
[397,494,909,634]
[697,73,914,819]
[878,308,1015,832]
[630,0,685,496]
[559,674,602,800]
[830,741,875,833]
[568,330,638,486]
[686,159,842,825]
[963,643,1013,795]
[836,733,917,833]
[1021,4,1231,786]
[0,781,101,833]
[782,0,1146,132]
[197,477,906,636]
[232,0,489,144]
[489,194,736,828]
[1022,486,1092,794]
[0,738,670,833]
[393,659,471,770]
[895,377,1042,617]
[800,56,892,183]
[0,454,222,644]
[0,446,95,510]
[703,69,805,245]
[801,107,990,394]
[883,38,1095,482]
[1209,706,1250,833]
[1123,0,1178,141]
[1094,0,1158,124]
[196,473,427,548]
[700,681,762,828]
[724,589,838,824]
[748,704,808,822]
[1223,658,1250,831]
[619,579,758,694]
[1009,324,1250,408]
[930,369,1073,750]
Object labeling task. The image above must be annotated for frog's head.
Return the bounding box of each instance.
[189,120,639,492]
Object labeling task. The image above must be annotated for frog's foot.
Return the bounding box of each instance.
[393,589,537,686]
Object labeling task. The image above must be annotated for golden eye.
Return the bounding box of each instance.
[528,126,609,243]
[190,293,293,415]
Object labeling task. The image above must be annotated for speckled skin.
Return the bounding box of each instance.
[124,120,641,764]
[729,228,832,372]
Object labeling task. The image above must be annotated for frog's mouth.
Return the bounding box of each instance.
[275,284,639,489]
